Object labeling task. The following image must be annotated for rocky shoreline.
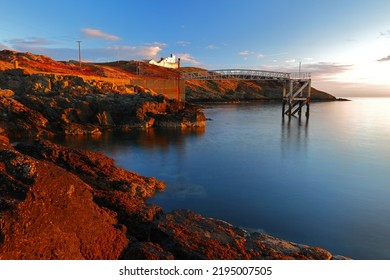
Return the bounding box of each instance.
[0,137,348,259]
[0,50,348,259]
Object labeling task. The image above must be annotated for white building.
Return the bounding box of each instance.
[148,54,179,69]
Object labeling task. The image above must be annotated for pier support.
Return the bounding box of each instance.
[282,77,311,119]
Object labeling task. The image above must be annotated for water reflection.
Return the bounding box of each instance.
[281,116,309,155]
[57,126,205,152]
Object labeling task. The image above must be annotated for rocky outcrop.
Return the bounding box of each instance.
[0,68,205,136]
[150,209,346,260]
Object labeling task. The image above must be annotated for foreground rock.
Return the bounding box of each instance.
[0,137,348,260]
[151,209,347,260]
[0,138,128,259]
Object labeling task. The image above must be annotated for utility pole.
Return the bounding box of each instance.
[77,40,82,67]
[299,61,301,78]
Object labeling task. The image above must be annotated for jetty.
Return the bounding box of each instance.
[181,69,311,118]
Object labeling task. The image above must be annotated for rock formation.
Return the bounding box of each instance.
[0,70,205,137]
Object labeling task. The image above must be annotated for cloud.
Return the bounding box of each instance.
[175,53,202,66]
[176,41,190,47]
[4,36,165,62]
[303,62,354,81]
[7,37,57,48]
[4,37,60,54]
[206,45,218,49]
[239,50,253,55]
[377,55,390,62]
[257,53,264,59]
[264,61,353,81]
[0,43,10,50]
[285,59,296,64]
[145,41,167,48]
[379,30,390,38]
[103,44,164,60]
[82,28,120,41]
[135,46,163,57]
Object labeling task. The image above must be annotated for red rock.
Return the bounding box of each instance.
[0,143,128,259]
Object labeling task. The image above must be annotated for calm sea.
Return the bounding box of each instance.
[58,98,390,259]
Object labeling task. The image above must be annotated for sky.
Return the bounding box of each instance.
[0,0,389,97]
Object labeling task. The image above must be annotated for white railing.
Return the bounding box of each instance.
[182,69,310,81]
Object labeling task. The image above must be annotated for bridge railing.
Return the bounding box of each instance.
[290,72,311,80]
[181,69,310,81]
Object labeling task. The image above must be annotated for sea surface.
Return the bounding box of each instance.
[58,98,390,259]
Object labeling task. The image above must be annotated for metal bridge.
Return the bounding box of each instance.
[181,69,311,81]
[181,69,312,118]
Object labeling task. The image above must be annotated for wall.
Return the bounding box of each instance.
[130,78,186,101]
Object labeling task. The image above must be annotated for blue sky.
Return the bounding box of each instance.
[1,0,389,97]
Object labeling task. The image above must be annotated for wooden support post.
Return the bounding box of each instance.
[282,82,287,117]
[298,81,303,118]
[288,80,293,117]
[306,79,311,117]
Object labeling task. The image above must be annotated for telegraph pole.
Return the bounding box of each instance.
[77,40,82,67]
[299,61,301,78]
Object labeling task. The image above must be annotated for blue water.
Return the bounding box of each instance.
[60,98,390,259]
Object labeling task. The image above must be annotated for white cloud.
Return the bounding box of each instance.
[136,46,163,58]
[304,57,313,61]
[0,43,11,50]
[206,45,218,49]
[176,53,202,66]
[4,37,59,54]
[145,42,167,48]
[257,53,264,59]
[7,37,57,47]
[285,59,296,64]
[379,30,390,38]
[377,55,390,62]
[104,45,164,60]
[239,50,253,55]
[82,28,120,41]
[300,62,354,81]
[177,41,191,47]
